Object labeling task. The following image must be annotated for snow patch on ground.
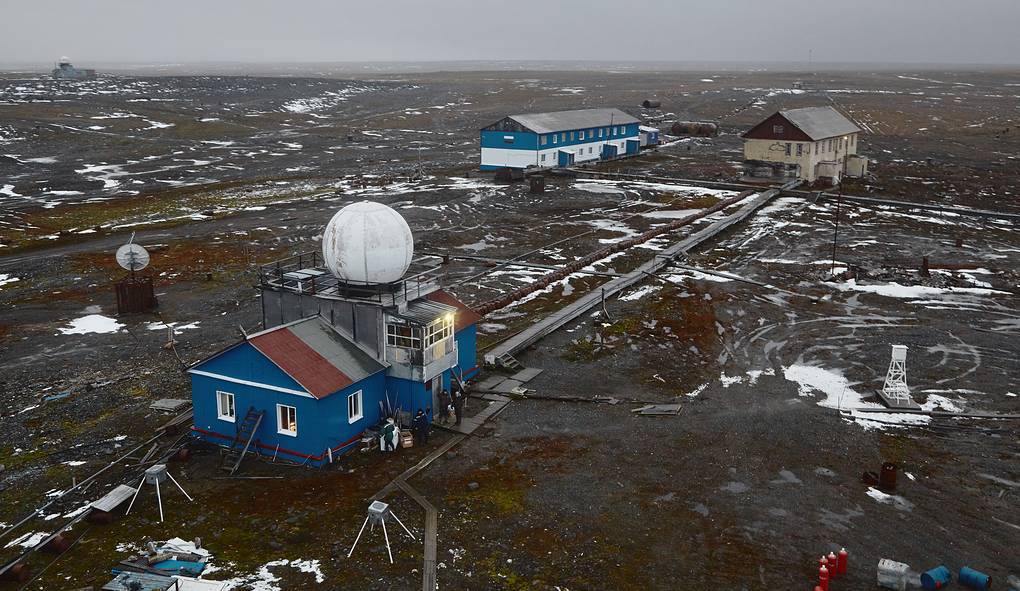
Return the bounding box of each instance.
[782,364,929,430]
[619,285,661,301]
[834,279,1010,300]
[222,558,325,590]
[0,274,19,287]
[146,321,201,334]
[58,314,124,335]
[5,531,48,549]
[866,487,914,511]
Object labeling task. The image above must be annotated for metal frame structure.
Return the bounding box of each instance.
[258,252,445,307]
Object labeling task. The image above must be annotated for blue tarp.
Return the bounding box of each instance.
[152,559,206,576]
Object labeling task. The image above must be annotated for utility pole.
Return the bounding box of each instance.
[830,137,849,276]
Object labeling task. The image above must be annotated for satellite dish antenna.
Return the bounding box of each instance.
[116,233,150,274]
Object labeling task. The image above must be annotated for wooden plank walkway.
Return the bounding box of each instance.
[369,394,513,591]
[438,395,512,436]
[484,181,798,364]
[395,480,438,591]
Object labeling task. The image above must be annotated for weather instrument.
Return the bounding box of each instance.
[347,500,416,564]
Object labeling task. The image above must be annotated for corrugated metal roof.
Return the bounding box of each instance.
[249,317,385,398]
[780,106,860,140]
[395,299,457,325]
[508,108,639,134]
[426,289,481,332]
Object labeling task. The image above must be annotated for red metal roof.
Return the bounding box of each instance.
[426,289,481,332]
[249,326,353,398]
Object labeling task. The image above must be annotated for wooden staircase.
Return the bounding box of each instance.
[222,406,264,475]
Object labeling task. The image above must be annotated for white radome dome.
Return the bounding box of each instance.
[321,201,414,284]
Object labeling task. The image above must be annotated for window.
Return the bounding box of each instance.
[503,135,514,144]
[540,135,548,146]
[588,147,593,154]
[552,134,557,144]
[773,125,784,135]
[815,142,819,155]
[828,139,833,151]
[347,390,363,423]
[560,132,566,142]
[423,315,454,348]
[569,131,575,140]
[216,391,235,422]
[785,142,791,156]
[387,322,422,349]
[541,154,546,162]
[579,131,585,140]
[796,144,803,156]
[277,404,297,436]
[599,128,604,138]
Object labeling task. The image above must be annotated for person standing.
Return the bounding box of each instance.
[381,418,397,452]
[423,406,432,444]
[451,388,464,426]
[437,388,452,425]
[412,408,426,446]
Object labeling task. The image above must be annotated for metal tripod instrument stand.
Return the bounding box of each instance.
[348,500,416,564]
[125,464,194,523]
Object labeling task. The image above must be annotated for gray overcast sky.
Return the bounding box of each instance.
[3,0,1019,65]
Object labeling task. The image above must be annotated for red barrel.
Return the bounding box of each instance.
[827,552,838,578]
[837,548,848,575]
[819,564,830,591]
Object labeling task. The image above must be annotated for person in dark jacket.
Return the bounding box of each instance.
[423,406,432,444]
[451,388,464,426]
[437,389,452,425]
[412,409,426,445]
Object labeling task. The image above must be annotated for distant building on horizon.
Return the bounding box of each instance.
[479,108,640,171]
[51,57,96,80]
[741,106,868,184]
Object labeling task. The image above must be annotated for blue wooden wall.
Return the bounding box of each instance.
[190,343,386,466]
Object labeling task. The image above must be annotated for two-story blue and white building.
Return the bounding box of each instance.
[479,108,641,171]
[188,202,480,467]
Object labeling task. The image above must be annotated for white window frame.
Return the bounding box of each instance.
[540,135,547,146]
[579,131,585,140]
[277,404,297,436]
[216,391,235,423]
[552,135,557,144]
[347,390,363,424]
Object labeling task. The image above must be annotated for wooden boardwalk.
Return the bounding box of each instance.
[485,181,798,365]
[370,394,512,591]
[437,395,512,436]
[396,480,438,591]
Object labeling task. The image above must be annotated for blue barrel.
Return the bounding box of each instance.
[921,566,953,589]
[959,566,991,589]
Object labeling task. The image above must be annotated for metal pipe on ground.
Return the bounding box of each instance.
[473,190,756,316]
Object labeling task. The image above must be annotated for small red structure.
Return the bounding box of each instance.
[818,563,830,591]
[827,552,838,578]
[838,548,848,575]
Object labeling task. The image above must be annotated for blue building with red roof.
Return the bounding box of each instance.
[188,250,481,467]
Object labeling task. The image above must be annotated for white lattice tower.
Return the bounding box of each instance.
[882,345,911,403]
